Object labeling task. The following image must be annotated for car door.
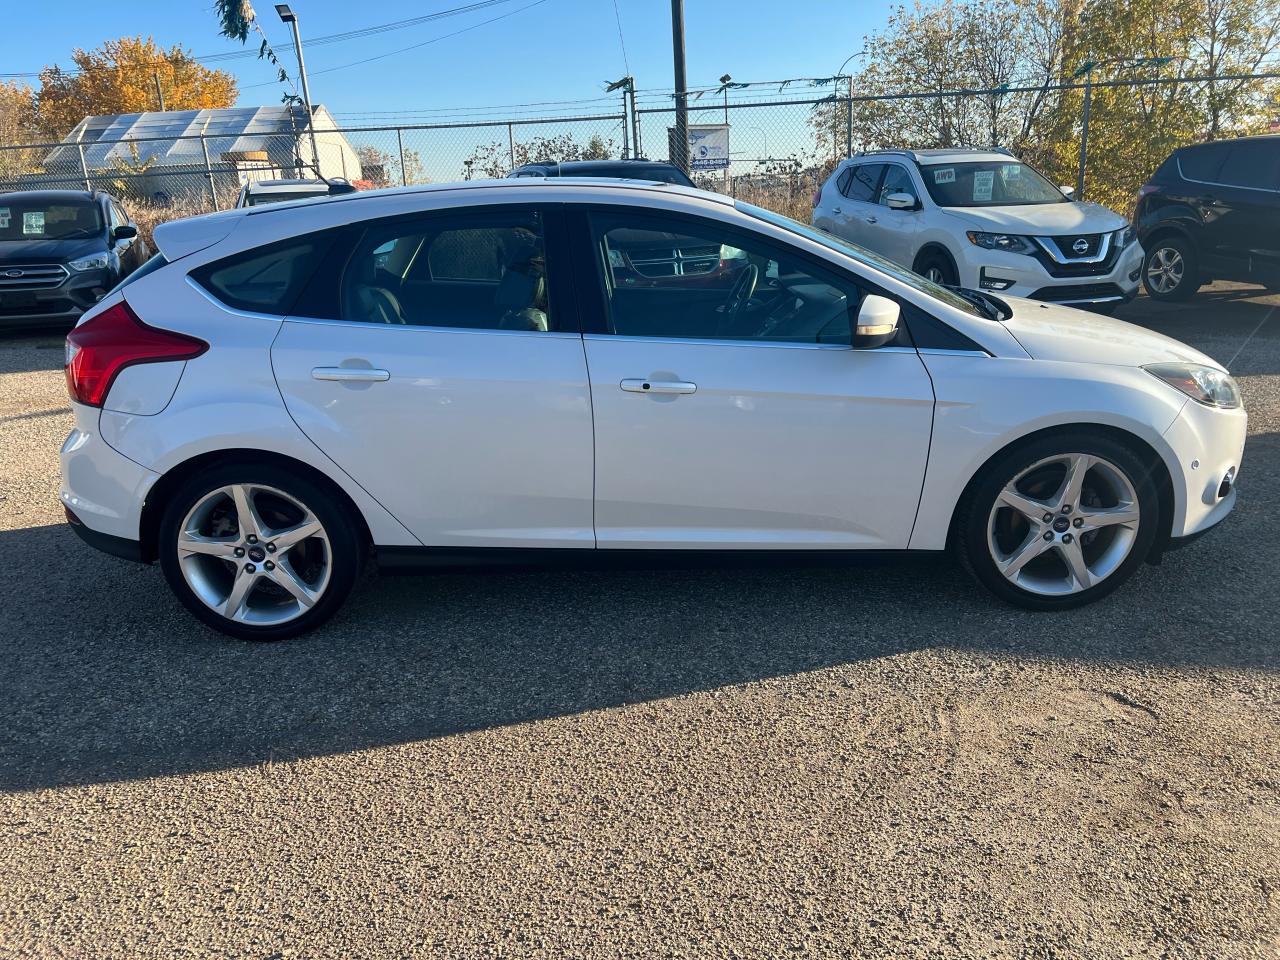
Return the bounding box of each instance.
[830,162,885,249]
[573,205,935,550]
[870,162,922,266]
[1211,140,1280,285]
[269,205,596,548]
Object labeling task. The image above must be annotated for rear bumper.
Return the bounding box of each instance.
[60,401,158,544]
[65,509,147,563]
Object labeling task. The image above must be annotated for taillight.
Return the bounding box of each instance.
[65,300,207,407]
[812,188,823,207]
[1136,183,1161,200]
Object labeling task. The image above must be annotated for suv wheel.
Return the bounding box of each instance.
[916,251,958,286]
[158,464,363,641]
[1142,236,1198,301]
[955,433,1159,611]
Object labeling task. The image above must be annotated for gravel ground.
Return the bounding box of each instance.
[1,286,1277,959]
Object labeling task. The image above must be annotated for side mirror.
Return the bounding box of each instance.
[853,294,900,349]
[112,224,137,241]
[885,192,916,210]
[1059,185,1076,198]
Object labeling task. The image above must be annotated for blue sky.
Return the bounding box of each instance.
[3,1,887,120]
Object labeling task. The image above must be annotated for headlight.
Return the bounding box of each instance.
[965,231,1033,254]
[68,253,110,272]
[1143,362,1241,409]
[1115,224,1136,249]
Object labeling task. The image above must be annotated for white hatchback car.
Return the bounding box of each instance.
[813,149,1143,312]
[61,179,1244,640]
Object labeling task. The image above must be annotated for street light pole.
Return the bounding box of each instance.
[671,0,690,174]
[719,73,731,190]
[276,4,321,179]
[1072,56,1174,200]
[836,50,867,159]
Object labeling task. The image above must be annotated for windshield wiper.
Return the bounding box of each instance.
[943,284,1008,321]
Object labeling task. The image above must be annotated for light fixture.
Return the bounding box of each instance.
[275,4,295,23]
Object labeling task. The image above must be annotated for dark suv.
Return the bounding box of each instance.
[507,158,695,187]
[1134,135,1280,300]
[0,189,149,328]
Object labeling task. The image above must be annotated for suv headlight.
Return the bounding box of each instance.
[1115,224,1136,249]
[1143,362,1241,409]
[68,252,110,272]
[965,231,1033,254]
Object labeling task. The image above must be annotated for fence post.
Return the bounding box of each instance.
[397,127,407,186]
[200,135,218,211]
[77,143,91,192]
[846,76,854,158]
[1076,75,1092,200]
[508,123,515,169]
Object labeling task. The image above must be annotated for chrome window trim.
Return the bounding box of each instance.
[584,333,854,351]
[1177,155,1280,194]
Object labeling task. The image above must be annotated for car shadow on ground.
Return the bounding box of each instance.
[2,473,1276,794]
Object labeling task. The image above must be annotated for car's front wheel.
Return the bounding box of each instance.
[1142,236,1199,301]
[158,464,363,641]
[956,433,1161,610]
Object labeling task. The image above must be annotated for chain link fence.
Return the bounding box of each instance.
[1,71,1275,240]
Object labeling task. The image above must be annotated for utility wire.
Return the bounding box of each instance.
[611,0,631,76]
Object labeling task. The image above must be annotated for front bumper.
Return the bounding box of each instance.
[959,241,1144,308]
[1161,395,1247,540]
[0,268,114,328]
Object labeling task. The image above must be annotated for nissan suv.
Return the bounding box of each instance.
[813,149,1142,312]
[1134,135,1280,300]
[0,189,148,328]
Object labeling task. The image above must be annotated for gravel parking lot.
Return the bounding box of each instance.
[1,286,1277,959]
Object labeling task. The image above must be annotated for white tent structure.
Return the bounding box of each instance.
[41,105,362,200]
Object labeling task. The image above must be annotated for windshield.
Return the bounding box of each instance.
[0,198,103,241]
[920,161,1067,207]
[735,200,985,318]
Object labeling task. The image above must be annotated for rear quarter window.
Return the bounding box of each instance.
[1177,144,1227,183]
[191,235,334,315]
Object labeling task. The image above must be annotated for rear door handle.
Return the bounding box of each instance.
[311,366,391,382]
[621,378,697,395]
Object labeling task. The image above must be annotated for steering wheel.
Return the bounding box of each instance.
[717,263,759,334]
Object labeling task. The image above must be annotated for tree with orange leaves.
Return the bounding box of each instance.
[34,37,238,138]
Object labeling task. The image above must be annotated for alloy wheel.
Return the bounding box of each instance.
[1146,246,1185,294]
[986,453,1141,597]
[176,483,332,626]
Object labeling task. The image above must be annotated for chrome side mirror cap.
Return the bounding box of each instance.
[854,294,900,349]
[885,193,916,210]
[1060,185,1076,198]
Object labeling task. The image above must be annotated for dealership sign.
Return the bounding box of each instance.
[687,124,730,170]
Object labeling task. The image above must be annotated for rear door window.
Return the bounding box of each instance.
[1216,141,1280,191]
[841,163,885,202]
[191,235,334,315]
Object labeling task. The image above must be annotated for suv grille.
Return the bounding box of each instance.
[0,264,69,290]
[1044,234,1104,260]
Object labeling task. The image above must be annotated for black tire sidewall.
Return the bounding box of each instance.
[157,463,363,641]
[958,433,1161,611]
[1142,236,1198,301]
[917,251,958,287]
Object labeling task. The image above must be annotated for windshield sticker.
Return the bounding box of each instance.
[23,212,45,235]
[0,207,9,229]
[973,170,995,201]
[1002,164,1021,180]
[933,167,955,184]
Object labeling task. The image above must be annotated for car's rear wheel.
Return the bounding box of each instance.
[1142,236,1198,301]
[956,433,1160,610]
[158,464,363,641]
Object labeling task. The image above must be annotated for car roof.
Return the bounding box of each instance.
[1178,133,1279,151]
[0,189,106,203]
[243,179,334,191]
[850,148,1016,166]
[518,159,683,173]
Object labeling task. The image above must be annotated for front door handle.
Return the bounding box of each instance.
[832,206,842,215]
[621,378,697,395]
[311,366,391,382]
[865,215,879,223]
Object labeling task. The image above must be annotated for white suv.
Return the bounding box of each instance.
[813,149,1143,312]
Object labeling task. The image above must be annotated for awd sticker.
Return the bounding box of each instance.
[932,168,955,184]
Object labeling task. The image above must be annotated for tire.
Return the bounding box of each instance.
[158,463,364,641]
[916,250,959,286]
[954,432,1161,611]
[1142,236,1199,301]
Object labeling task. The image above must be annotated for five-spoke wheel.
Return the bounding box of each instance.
[159,465,362,641]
